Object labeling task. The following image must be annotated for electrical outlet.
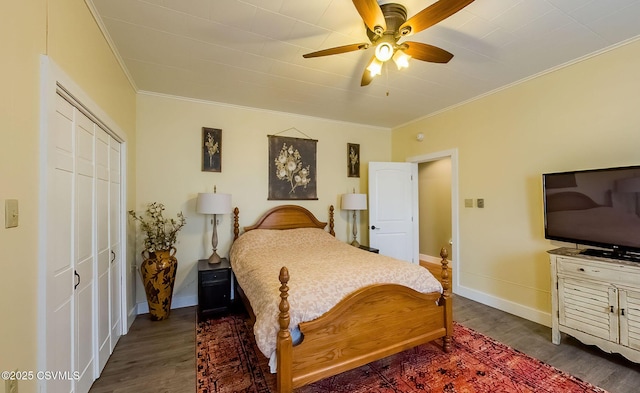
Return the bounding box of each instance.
[477,198,485,208]
[5,375,18,393]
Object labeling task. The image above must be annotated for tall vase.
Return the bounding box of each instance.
[140,247,178,321]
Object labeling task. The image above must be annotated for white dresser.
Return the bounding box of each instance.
[549,248,640,363]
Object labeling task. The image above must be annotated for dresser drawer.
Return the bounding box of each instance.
[557,257,640,286]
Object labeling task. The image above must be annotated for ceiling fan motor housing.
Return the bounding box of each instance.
[366,3,408,44]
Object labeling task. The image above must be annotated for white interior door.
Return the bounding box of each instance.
[368,162,418,263]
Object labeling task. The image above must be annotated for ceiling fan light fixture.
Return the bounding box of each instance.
[392,49,411,69]
[366,58,383,77]
[374,42,394,62]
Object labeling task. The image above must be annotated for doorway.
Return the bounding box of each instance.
[407,149,459,294]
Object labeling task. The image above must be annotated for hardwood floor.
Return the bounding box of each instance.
[88,307,196,393]
[89,296,640,393]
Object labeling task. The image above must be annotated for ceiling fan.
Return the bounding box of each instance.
[302,0,474,86]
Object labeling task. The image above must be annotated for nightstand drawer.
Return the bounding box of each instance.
[201,269,230,284]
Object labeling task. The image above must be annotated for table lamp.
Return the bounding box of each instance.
[341,190,367,247]
[196,187,232,264]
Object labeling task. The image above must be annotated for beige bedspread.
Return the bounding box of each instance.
[229,227,443,361]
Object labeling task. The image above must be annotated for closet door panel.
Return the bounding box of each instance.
[47,95,75,393]
[109,138,122,348]
[96,128,111,371]
[74,111,95,393]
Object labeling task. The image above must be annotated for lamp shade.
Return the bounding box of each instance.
[196,192,232,215]
[341,193,367,211]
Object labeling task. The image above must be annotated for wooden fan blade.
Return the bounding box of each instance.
[303,43,369,58]
[399,0,474,37]
[361,56,376,86]
[352,0,387,34]
[403,42,453,63]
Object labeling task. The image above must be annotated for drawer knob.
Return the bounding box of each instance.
[578,268,585,272]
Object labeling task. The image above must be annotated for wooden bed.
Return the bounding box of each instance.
[231,204,453,393]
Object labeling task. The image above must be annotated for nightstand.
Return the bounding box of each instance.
[198,258,231,319]
[358,245,379,253]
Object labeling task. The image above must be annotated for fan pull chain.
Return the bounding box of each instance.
[385,62,390,96]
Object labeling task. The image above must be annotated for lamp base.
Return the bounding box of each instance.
[350,239,360,247]
[208,251,222,264]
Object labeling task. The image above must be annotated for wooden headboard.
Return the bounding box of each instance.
[233,205,335,240]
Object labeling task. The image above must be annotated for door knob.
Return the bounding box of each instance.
[371,225,380,230]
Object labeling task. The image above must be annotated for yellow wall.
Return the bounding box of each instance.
[0,1,135,391]
[418,159,452,259]
[134,93,390,307]
[392,39,640,323]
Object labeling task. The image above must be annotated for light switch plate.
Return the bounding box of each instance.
[5,199,19,228]
[464,199,473,208]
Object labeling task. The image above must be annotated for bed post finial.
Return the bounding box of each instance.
[233,207,240,240]
[277,267,293,393]
[329,205,335,236]
[439,247,453,352]
[440,247,450,294]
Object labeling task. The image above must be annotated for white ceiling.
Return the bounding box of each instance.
[88,0,640,128]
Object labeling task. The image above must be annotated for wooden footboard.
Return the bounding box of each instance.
[276,249,453,393]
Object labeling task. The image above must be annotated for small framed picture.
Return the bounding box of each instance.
[347,143,360,178]
[202,127,222,172]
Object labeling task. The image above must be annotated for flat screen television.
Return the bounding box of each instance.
[543,165,640,262]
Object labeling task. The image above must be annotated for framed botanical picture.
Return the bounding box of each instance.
[202,127,222,172]
[347,143,360,178]
[268,135,318,200]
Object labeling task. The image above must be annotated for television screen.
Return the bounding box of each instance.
[543,165,640,257]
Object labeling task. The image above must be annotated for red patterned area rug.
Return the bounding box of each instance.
[196,313,608,393]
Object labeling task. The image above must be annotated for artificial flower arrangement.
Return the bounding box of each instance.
[128,202,186,253]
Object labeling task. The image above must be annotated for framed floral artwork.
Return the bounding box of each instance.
[202,127,222,172]
[347,143,360,178]
[268,135,317,200]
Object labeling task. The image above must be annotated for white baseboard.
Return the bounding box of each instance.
[135,294,198,315]
[419,253,443,264]
[455,284,552,327]
[127,306,137,330]
[420,253,551,328]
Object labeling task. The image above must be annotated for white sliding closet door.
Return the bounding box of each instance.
[109,139,122,350]
[43,91,124,393]
[46,94,76,393]
[96,128,111,372]
[74,110,96,393]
